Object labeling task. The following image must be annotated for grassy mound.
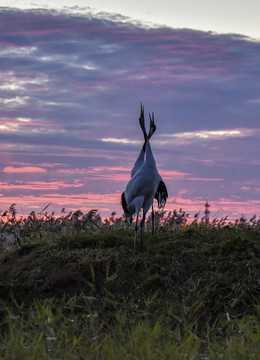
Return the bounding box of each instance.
[0,224,260,359]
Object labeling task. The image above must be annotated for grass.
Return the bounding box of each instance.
[0,208,260,359]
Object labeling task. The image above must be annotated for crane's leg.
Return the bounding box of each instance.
[140,212,146,251]
[152,205,155,235]
[134,215,138,253]
[133,198,144,252]
[140,221,143,251]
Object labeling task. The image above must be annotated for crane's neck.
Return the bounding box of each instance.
[131,147,145,178]
[144,138,156,168]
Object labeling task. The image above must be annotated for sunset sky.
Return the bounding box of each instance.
[1,1,260,220]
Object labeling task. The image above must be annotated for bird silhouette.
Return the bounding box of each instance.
[122,104,168,234]
[121,104,161,251]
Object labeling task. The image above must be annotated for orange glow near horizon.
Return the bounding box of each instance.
[1,190,260,221]
[1,162,259,220]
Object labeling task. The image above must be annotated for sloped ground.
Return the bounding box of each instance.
[0,225,260,359]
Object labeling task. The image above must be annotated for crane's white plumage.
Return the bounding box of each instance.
[121,104,163,250]
[123,105,168,235]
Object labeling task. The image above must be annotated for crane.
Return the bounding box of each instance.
[121,105,161,251]
[122,104,168,234]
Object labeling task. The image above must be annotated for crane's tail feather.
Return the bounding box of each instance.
[154,180,168,208]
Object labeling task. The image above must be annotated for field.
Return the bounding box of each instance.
[0,207,260,359]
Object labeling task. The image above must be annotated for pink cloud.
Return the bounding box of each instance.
[85,174,130,182]
[218,198,260,207]
[89,166,131,172]
[3,166,47,173]
[159,170,189,179]
[84,166,132,182]
[42,193,120,205]
[163,189,205,213]
[213,198,260,218]
[188,177,224,181]
[0,181,84,190]
[0,192,121,216]
[57,168,86,174]
[39,162,65,168]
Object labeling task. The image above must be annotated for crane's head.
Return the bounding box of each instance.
[148,112,156,139]
[139,103,147,142]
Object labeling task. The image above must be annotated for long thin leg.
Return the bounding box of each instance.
[140,212,146,251]
[140,222,143,251]
[152,205,155,235]
[134,215,138,253]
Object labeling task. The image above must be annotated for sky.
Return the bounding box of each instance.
[0,1,260,221]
